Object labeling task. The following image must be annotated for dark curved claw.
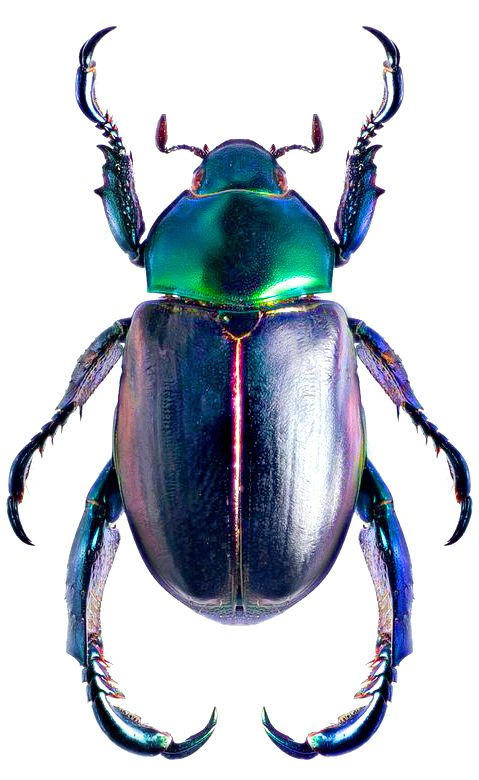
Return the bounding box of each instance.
[262,708,315,759]
[403,404,472,545]
[363,26,403,126]
[86,637,217,758]
[91,688,217,758]
[7,494,33,546]
[75,26,126,157]
[263,689,388,758]
[7,406,73,545]
[446,496,472,546]
[76,26,116,125]
[79,26,117,69]
[162,707,218,759]
[262,637,394,759]
[263,693,387,758]
[363,26,400,67]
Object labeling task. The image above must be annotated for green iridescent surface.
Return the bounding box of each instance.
[143,189,335,306]
[194,140,284,195]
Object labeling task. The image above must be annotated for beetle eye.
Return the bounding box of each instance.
[274,168,288,192]
[191,167,205,192]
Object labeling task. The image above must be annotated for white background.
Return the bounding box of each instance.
[1,0,477,778]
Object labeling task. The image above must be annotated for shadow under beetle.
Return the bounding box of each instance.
[7,25,472,759]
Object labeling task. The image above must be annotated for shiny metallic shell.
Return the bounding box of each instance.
[114,299,365,623]
[143,189,336,305]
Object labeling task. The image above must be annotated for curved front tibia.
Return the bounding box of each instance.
[262,459,413,758]
[67,460,217,758]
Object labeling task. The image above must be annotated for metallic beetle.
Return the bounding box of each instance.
[8,26,472,759]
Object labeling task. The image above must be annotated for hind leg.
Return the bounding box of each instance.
[262,459,413,758]
[66,459,217,758]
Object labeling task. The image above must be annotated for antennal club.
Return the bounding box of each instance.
[156,114,208,158]
[271,114,324,158]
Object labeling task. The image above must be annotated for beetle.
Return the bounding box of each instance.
[7,25,472,760]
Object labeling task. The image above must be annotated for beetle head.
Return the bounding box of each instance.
[156,113,323,196]
[191,141,288,196]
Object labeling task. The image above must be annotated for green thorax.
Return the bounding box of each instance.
[142,141,336,307]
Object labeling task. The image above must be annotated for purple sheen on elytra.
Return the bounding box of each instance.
[114,299,365,623]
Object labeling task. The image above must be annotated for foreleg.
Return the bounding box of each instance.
[334,28,403,263]
[76,28,145,263]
